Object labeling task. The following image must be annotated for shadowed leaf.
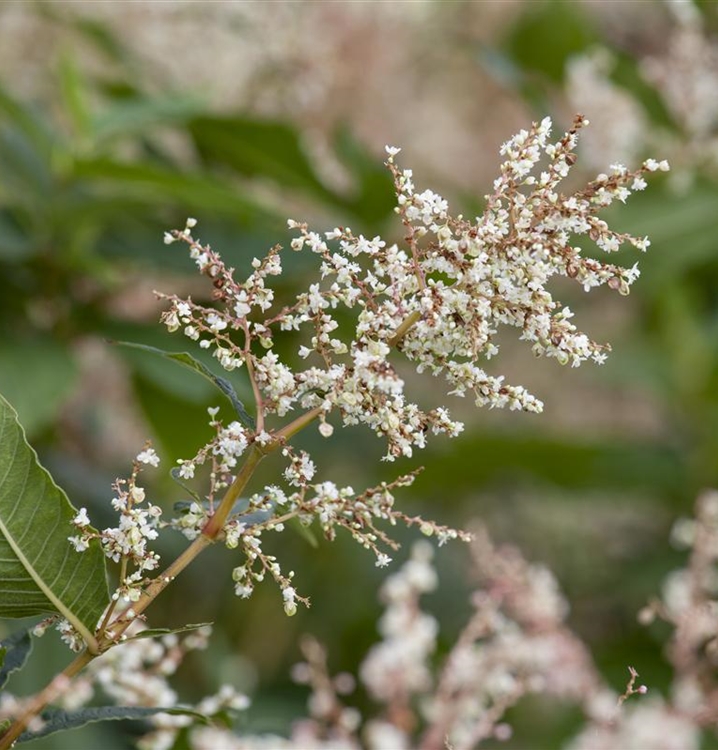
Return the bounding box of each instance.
[126,623,213,641]
[0,626,34,690]
[112,341,255,429]
[18,705,208,743]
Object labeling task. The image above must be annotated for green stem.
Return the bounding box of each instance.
[1,297,425,747]
[107,444,270,638]
[388,310,421,348]
[276,405,324,442]
[201,444,266,539]
[0,650,95,750]
[103,532,215,644]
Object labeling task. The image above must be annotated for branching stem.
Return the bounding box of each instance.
[0,650,95,750]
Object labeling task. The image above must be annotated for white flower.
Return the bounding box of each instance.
[73,507,91,527]
[205,312,228,333]
[177,462,195,480]
[68,535,90,552]
[137,448,160,467]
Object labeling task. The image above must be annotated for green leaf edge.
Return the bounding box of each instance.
[18,705,209,743]
[0,626,34,690]
[125,622,213,641]
[169,467,202,504]
[0,393,109,651]
[111,341,256,429]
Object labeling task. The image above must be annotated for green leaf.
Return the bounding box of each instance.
[58,52,93,141]
[18,705,209,743]
[0,393,109,650]
[0,626,34,690]
[173,497,274,528]
[290,517,319,549]
[72,158,269,225]
[113,341,255,429]
[189,115,336,204]
[93,95,208,142]
[125,622,213,641]
[170,467,203,504]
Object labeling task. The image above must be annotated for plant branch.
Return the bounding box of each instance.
[388,310,421,348]
[0,649,95,750]
[200,444,267,539]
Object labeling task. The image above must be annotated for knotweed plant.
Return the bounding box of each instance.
[0,115,668,748]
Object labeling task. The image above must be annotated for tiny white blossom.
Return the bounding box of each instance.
[137,448,160,467]
[73,507,91,527]
[68,535,90,552]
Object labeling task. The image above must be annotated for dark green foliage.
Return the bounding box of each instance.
[18,706,208,743]
[2,3,718,748]
[0,627,34,690]
[0,394,109,642]
[113,342,256,430]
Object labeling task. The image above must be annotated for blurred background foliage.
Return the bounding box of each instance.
[1,0,718,747]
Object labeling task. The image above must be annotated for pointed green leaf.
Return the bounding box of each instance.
[58,53,93,140]
[72,158,268,224]
[188,115,337,205]
[173,497,274,528]
[0,394,109,650]
[0,627,34,689]
[112,341,255,429]
[290,517,319,549]
[170,467,203,504]
[93,95,207,142]
[125,623,213,641]
[18,705,209,743]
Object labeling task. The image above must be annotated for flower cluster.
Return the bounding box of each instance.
[34,494,718,750]
[140,116,669,613]
[172,450,468,614]
[69,447,163,605]
[51,621,250,750]
[161,116,666,463]
[59,117,667,631]
[359,540,438,704]
[566,9,718,181]
[164,526,648,750]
